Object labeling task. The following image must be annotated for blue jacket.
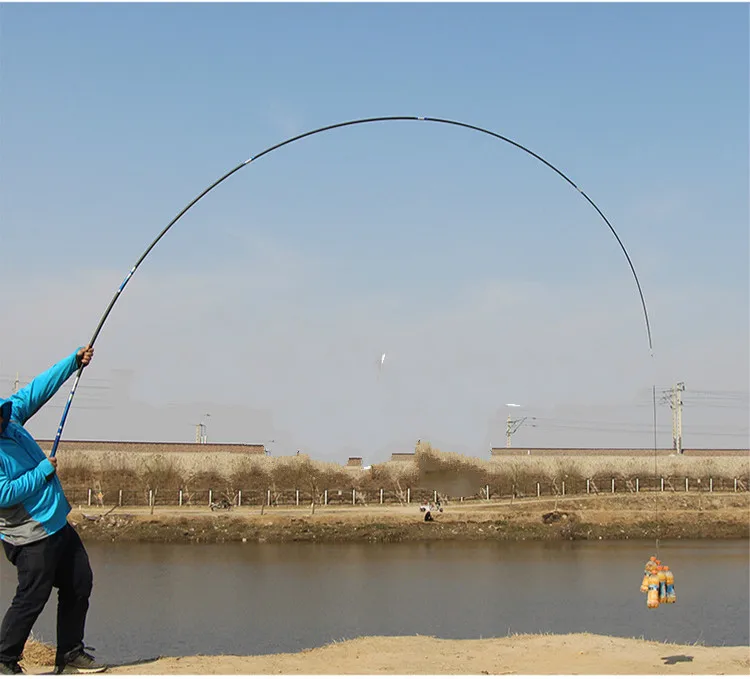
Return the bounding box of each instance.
[0,350,81,545]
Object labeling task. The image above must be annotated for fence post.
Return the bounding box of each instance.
[118,489,123,507]
[636,478,639,493]
[661,477,664,492]
[352,488,356,505]
[179,489,183,506]
[208,489,213,506]
[380,488,383,504]
[87,489,92,506]
[149,489,153,507]
[267,489,271,506]
[586,479,590,494]
[407,488,411,504]
[611,478,615,493]
[238,490,242,507]
[486,484,490,500]
[561,481,565,496]
[296,489,300,506]
[709,478,713,493]
[685,478,689,492]
[324,489,328,505]
[734,478,738,492]
[536,482,540,497]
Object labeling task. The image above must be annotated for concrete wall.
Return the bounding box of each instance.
[38,439,266,456]
[491,447,749,457]
[390,453,416,462]
[37,439,268,476]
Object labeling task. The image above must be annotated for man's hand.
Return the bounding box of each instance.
[46,455,58,479]
[77,345,94,367]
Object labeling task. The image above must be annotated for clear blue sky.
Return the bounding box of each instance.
[1,2,747,460]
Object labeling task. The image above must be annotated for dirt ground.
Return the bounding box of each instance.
[69,492,750,543]
[22,633,750,675]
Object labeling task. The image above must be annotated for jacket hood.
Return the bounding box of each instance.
[0,399,11,435]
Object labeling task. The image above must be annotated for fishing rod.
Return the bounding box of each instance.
[49,114,654,457]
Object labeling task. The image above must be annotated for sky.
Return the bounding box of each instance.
[0,2,748,463]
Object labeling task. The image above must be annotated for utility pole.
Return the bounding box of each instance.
[663,382,685,454]
[194,413,210,444]
[673,382,685,454]
[506,415,528,447]
[506,414,512,447]
[505,404,526,447]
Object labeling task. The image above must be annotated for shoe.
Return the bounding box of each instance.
[54,648,106,675]
[0,661,23,675]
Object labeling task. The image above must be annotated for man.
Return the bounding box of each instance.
[0,347,106,675]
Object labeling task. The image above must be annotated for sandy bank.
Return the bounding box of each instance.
[22,633,750,675]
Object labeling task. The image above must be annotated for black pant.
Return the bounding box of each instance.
[0,523,93,664]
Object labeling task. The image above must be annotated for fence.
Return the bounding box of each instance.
[68,475,750,508]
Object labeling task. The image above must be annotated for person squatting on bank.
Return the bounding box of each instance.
[0,347,106,675]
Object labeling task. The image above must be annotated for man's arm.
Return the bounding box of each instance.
[10,347,93,426]
[0,457,56,508]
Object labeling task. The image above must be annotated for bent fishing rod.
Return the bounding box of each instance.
[49,114,654,457]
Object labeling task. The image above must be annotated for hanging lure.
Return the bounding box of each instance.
[640,555,656,593]
[643,559,677,608]
[665,565,677,604]
[646,566,660,609]
[658,565,668,604]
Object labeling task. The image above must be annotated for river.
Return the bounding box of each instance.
[1,539,747,665]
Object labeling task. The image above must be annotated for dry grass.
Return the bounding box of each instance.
[55,442,749,506]
[413,443,488,498]
[488,454,749,480]
[21,635,55,667]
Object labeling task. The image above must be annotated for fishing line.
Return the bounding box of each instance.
[653,376,660,557]
[49,115,654,456]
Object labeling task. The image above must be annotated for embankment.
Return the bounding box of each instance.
[69,493,750,543]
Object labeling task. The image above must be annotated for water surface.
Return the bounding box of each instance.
[1,539,747,665]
